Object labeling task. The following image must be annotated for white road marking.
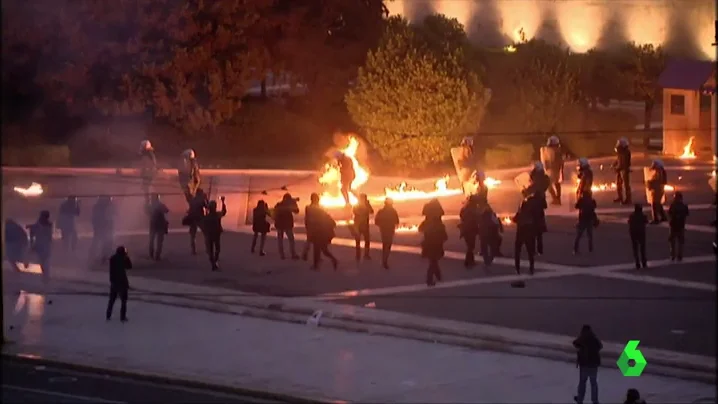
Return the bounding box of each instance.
[316,271,572,300]
[591,255,717,272]
[586,271,716,292]
[56,228,186,241]
[1,384,126,403]
[598,217,716,233]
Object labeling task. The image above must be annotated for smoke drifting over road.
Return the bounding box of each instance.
[386,0,715,59]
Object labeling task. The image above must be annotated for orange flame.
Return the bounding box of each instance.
[679,137,696,159]
[13,182,44,197]
[502,216,513,225]
[319,137,369,207]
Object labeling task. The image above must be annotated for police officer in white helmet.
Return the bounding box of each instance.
[178,148,201,205]
[611,137,632,204]
[139,140,157,206]
[647,159,668,224]
[540,136,565,205]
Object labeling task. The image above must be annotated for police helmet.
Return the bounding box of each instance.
[183,149,196,159]
[547,136,560,146]
[578,157,589,168]
[533,161,545,172]
[140,140,153,151]
[651,159,664,168]
[461,137,474,147]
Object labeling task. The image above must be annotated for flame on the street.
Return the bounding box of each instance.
[504,45,517,53]
[574,178,616,193]
[502,217,513,225]
[384,176,463,202]
[679,137,696,159]
[13,182,44,197]
[319,137,369,207]
[664,185,675,191]
[484,177,502,189]
[396,224,419,233]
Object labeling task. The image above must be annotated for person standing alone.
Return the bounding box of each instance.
[374,197,400,269]
[573,324,602,404]
[107,246,132,322]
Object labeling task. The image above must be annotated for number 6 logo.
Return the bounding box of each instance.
[617,340,647,377]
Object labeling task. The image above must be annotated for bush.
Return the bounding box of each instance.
[484,143,534,169]
[2,145,71,166]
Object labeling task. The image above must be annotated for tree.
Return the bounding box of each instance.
[615,43,666,129]
[345,16,489,169]
[506,40,581,133]
[572,49,624,110]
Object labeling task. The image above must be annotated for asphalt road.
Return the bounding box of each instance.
[1,357,286,403]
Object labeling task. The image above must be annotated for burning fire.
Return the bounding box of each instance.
[679,137,696,159]
[319,137,369,206]
[396,224,419,233]
[13,182,44,197]
[574,179,673,192]
[384,176,463,202]
[502,217,513,225]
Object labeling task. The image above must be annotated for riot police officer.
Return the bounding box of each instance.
[576,158,594,201]
[612,138,632,204]
[541,136,564,205]
[336,151,356,207]
[139,140,158,206]
[646,159,668,224]
[178,149,201,205]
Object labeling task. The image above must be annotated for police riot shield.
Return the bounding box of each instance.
[514,172,532,193]
[539,146,565,182]
[451,146,478,196]
[643,166,666,205]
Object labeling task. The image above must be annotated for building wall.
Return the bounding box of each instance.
[662,88,713,156]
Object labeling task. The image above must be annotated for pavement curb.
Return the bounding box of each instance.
[0,353,346,404]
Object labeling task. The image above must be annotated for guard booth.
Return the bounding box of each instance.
[657,60,716,159]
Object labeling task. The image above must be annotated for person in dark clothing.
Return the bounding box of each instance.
[89,196,115,264]
[139,140,158,206]
[251,200,271,256]
[522,162,550,198]
[576,158,594,201]
[183,188,208,254]
[612,137,632,204]
[533,192,548,256]
[668,192,689,262]
[107,246,132,322]
[471,170,489,206]
[57,196,80,252]
[628,204,649,269]
[512,196,539,275]
[541,135,565,205]
[646,159,668,224]
[374,197,400,269]
[573,191,598,254]
[310,204,339,271]
[147,194,169,261]
[459,195,480,268]
[336,152,356,207]
[524,162,549,255]
[5,219,29,270]
[422,198,445,219]
[573,324,603,404]
[302,193,321,261]
[27,210,54,282]
[419,213,448,287]
[273,193,300,260]
[624,388,646,404]
[352,193,374,261]
[478,205,503,266]
[178,149,201,205]
[203,198,227,270]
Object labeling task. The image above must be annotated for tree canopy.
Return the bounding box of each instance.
[345,15,490,169]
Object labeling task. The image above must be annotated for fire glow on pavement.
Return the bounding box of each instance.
[13,182,44,197]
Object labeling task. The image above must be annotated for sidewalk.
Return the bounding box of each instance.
[2,275,714,403]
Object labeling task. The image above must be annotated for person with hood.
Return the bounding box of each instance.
[471,170,489,206]
[336,151,356,207]
[628,204,649,269]
[107,246,132,322]
[646,159,668,224]
[573,190,598,254]
[612,137,632,204]
[668,192,689,262]
[422,198,445,219]
[572,324,603,404]
[310,203,339,271]
[57,195,80,252]
[522,162,550,199]
[458,195,480,268]
[419,199,448,287]
[139,140,158,206]
[89,196,115,264]
[301,193,321,261]
[183,188,208,255]
[576,158,594,201]
[374,197,400,269]
[512,195,540,275]
[624,388,647,404]
[251,200,271,256]
[352,193,374,261]
[541,135,565,205]
[273,193,300,260]
[523,162,549,255]
[178,148,201,205]
[5,219,29,270]
[27,210,54,281]
[203,197,227,270]
[147,193,169,261]
[478,204,503,265]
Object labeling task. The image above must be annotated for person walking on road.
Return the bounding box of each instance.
[512,196,539,275]
[612,137,632,205]
[251,200,271,256]
[57,196,80,252]
[183,188,208,255]
[541,135,565,206]
[273,193,300,260]
[5,219,29,270]
[668,192,689,262]
[478,204,503,265]
[147,194,169,261]
[107,246,132,322]
[458,195,480,268]
[646,159,668,224]
[27,210,54,283]
[203,198,227,271]
[352,193,374,262]
[301,193,321,261]
[310,202,338,271]
[375,197,400,270]
[573,190,598,255]
[573,324,603,404]
[419,199,448,287]
[628,204,649,269]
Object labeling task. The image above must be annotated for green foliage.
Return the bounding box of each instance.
[614,43,666,129]
[2,145,71,167]
[571,49,625,109]
[484,143,534,169]
[346,15,489,169]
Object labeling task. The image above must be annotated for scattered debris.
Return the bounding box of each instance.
[307,310,323,326]
[364,302,376,308]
